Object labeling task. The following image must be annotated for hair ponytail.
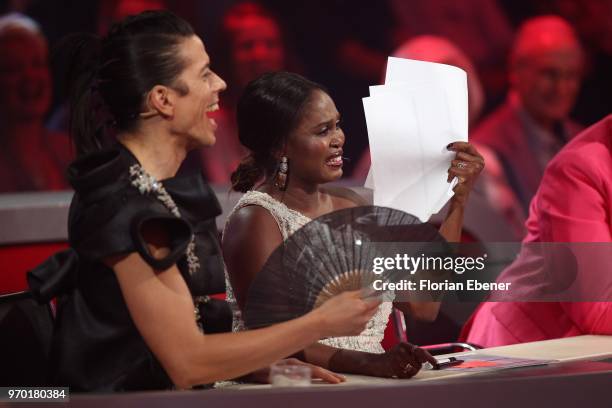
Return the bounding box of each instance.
[54,33,104,157]
[231,154,266,192]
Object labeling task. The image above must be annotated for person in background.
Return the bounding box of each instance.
[520,0,612,125]
[199,1,287,184]
[352,35,486,180]
[96,0,167,34]
[388,0,514,108]
[472,15,584,217]
[465,114,612,347]
[0,13,71,192]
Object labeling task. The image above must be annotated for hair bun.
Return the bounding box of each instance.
[231,154,264,192]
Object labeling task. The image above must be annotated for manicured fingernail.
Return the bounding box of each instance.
[446,143,454,150]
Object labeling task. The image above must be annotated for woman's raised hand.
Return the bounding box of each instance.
[312,290,381,338]
[446,141,485,205]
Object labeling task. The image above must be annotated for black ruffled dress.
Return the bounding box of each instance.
[29,145,229,391]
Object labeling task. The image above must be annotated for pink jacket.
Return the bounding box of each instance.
[466,115,612,347]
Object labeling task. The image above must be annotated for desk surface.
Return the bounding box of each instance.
[452,334,612,361]
[20,335,611,408]
[221,335,612,389]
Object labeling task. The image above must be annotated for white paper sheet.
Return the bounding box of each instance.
[363,91,428,220]
[362,57,469,221]
[385,57,469,139]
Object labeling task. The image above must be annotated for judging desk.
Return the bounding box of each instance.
[32,335,612,408]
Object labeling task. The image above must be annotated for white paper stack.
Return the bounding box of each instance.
[362,57,469,222]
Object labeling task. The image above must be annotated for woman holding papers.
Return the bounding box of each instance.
[223,71,484,378]
[31,11,381,391]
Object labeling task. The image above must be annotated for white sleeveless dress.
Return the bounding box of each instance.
[223,190,391,354]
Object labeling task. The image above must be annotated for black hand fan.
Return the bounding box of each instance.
[243,205,446,329]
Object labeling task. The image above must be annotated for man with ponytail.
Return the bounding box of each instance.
[33,10,380,391]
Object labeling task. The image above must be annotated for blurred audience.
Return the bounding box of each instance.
[257,1,396,174]
[389,0,514,109]
[47,0,170,135]
[0,13,71,192]
[472,15,585,231]
[353,35,486,180]
[199,1,287,183]
[96,0,167,34]
[544,0,612,125]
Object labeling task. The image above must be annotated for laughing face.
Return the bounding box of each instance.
[513,46,583,124]
[285,90,345,185]
[169,35,226,148]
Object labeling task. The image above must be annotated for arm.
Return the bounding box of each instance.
[439,142,485,242]
[537,154,612,334]
[222,205,433,378]
[396,142,485,321]
[306,342,437,379]
[222,205,284,311]
[110,224,380,389]
[392,301,439,322]
[222,206,355,369]
[537,154,611,242]
[112,254,323,388]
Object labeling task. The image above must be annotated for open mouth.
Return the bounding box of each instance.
[325,151,343,167]
[206,102,219,113]
[205,102,220,129]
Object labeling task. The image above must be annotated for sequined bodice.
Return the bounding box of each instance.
[223,190,390,354]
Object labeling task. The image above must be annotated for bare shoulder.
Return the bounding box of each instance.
[223,204,284,308]
[223,205,282,248]
[322,186,369,209]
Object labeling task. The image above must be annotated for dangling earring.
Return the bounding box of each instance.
[275,156,289,190]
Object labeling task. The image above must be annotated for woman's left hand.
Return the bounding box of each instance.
[446,142,485,205]
[365,343,438,378]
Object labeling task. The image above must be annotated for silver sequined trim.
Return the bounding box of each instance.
[128,164,200,275]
